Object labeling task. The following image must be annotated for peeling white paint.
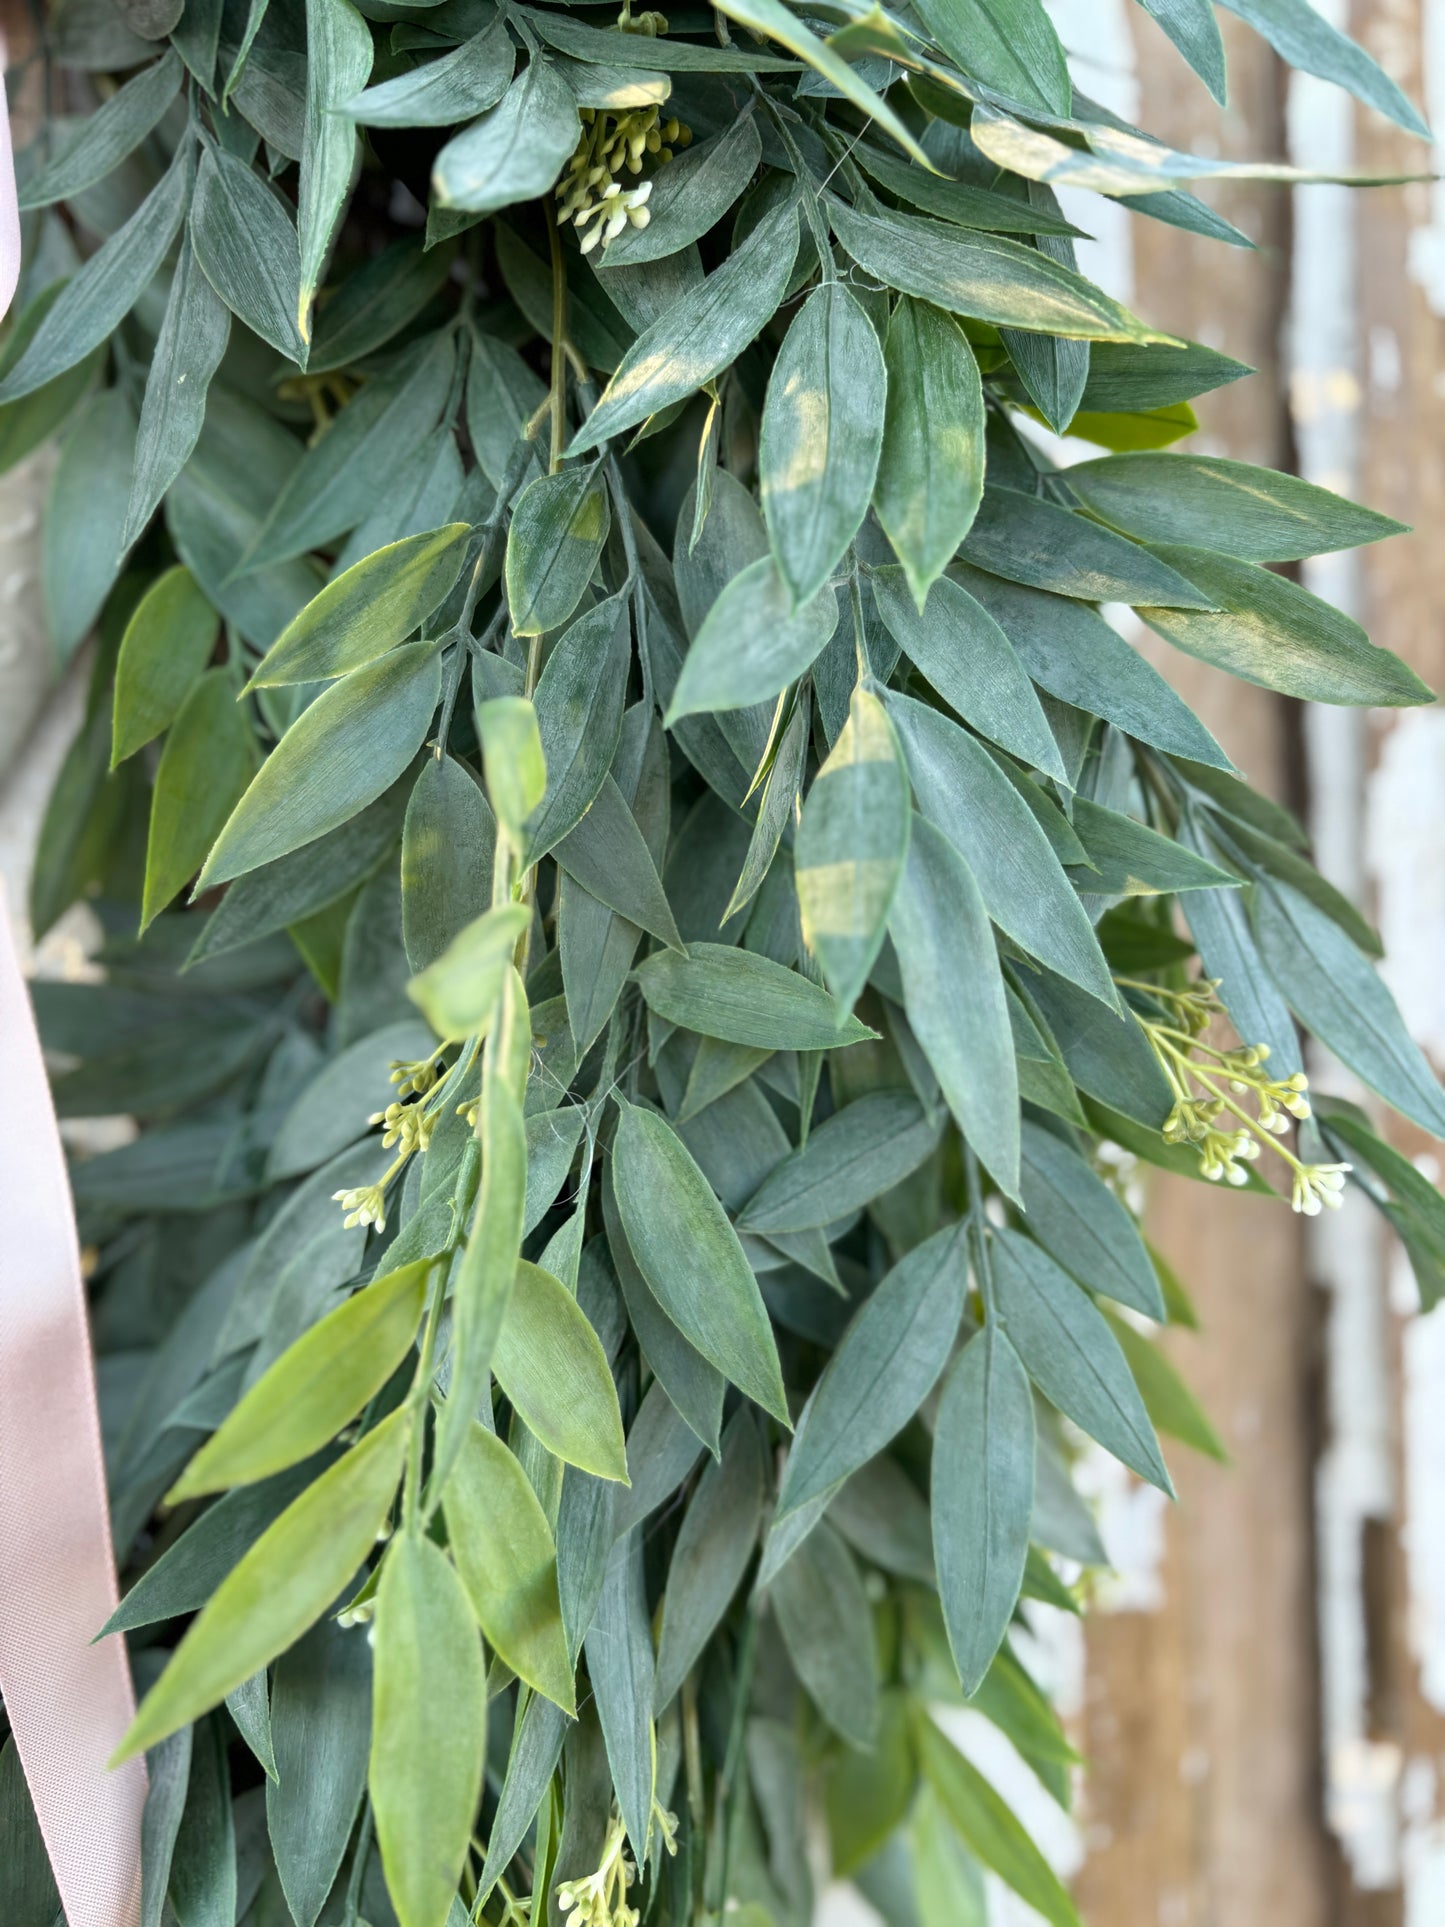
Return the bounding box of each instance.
[1398,1244,1445,1712]
[1401,1757,1445,1927]
[1366,708,1445,1061]
[1405,0,1445,315]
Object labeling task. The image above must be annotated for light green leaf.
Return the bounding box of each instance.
[142,669,254,930]
[123,233,231,550]
[478,695,547,839]
[1019,1120,1164,1319]
[432,57,581,213]
[654,1410,766,1709]
[506,465,611,638]
[249,525,470,687]
[19,49,182,208]
[1139,543,1432,706]
[770,1521,877,1747]
[890,814,1021,1200]
[42,385,135,662]
[171,1263,430,1500]
[634,942,876,1052]
[346,13,514,126]
[933,1324,1035,1695]
[773,1222,967,1530]
[0,145,189,405]
[1064,451,1405,561]
[1252,879,1445,1138]
[760,282,886,607]
[915,1712,1081,1927]
[828,199,1168,344]
[569,200,799,454]
[495,1261,629,1481]
[1102,1310,1227,1460]
[611,1096,789,1423]
[112,566,219,766]
[794,682,910,1014]
[603,116,762,266]
[116,1410,407,1759]
[992,1228,1173,1492]
[875,296,984,609]
[887,691,1118,1009]
[954,564,1232,770]
[190,146,306,365]
[407,902,529,1038]
[667,554,838,721]
[871,565,1066,781]
[198,641,441,890]
[444,1422,576,1712]
[298,0,372,344]
[370,1537,487,1927]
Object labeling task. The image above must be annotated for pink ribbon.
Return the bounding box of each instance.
[0,888,146,1921]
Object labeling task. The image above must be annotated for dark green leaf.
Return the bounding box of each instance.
[654,1410,766,1709]
[432,58,581,214]
[190,146,305,365]
[1019,1119,1164,1318]
[267,1615,372,1927]
[124,234,231,550]
[770,1521,877,1747]
[875,296,984,609]
[635,942,876,1051]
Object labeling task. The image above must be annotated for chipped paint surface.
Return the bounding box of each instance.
[1367,709,1445,1060]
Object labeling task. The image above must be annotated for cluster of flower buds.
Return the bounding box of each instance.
[554,1802,677,1927]
[333,1183,387,1233]
[555,106,691,254]
[389,1050,443,1099]
[1291,1162,1350,1216]
[368,1097,436,1157]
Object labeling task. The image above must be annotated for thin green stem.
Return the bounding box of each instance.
[402,1257,448,1534]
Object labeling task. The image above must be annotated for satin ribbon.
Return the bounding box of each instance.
[0,894,147,1926]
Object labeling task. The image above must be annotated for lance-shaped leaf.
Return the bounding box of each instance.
[1019,1121,1164,1319]
[443,1422,576,1712]
[555,773,681,950]
[19,48,182,208]
[506,465,611,638]
[1063,450,1405,561]
[770,1521,877,1747]
[346,13,515,126]
[887,692,1118,1010]
[603,116,762,265]
[0,145,189,404]
[999,190,1090,434]
[875,296,985,609]
[961,487,1216,608]
[1219,0,1427,136]
[1138,0,1227,101]
[142,669,254,930]
[370,1537,487,1927]
[1068,797,1238,897]
[249,524,470,687]
[760,282,886,607]
[298,0,372,345]
[740,1092,939,1235]
[654,1410,766,1709]
[585,1531,656,1862]
[432,57,581,213]
[494,1261,629,1481]
[1252,879,1445,1138]
[42,385,135,663]
[402,756,496,973]
[1139,543,1432,706]
[991,1229,1173,1493]
[635,942,875,1051]
[112,566,219,766]
[526,592,630,856]
[829,200,1169,344]
[309,237,458,374]
[569,200,800,453]
[170,1263,431,1499]
[123,233,231,550]
[915,1712,1082,1927]
[431,969,530,1503]
[890,814,1021,1200]
[190,147,306,366]
[610,1097,789,1423]
[933,1323,1035,1696]
[795,683,910,1015]
[406,903,528,1039]
[667,556,838,720]
[197,642,441,890]
[911,0,1069,112]
[870,566,1066,782]
[115,1409,407,1758]
[267,1617,372,1927]
[771,1221,966,1541]
[724,692,810,922]
[478,695,548,839]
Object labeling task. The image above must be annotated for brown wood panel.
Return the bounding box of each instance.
[1072,18,1335,1927]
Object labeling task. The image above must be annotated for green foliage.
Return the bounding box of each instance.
[11,2,1444,1924]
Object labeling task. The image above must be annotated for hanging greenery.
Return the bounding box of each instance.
[5,0,1444,1922]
